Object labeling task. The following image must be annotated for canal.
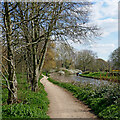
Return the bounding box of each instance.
[50,73,110,86]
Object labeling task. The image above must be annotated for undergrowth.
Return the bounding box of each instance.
[2,73,49,119]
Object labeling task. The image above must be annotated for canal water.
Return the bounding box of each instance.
[71,76,109,85]
[50,73,110,86]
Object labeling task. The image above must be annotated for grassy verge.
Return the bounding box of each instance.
[2,73,49,119]
[80,72,120,83]
[48,77,120,119]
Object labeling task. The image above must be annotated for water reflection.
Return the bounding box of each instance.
[50,73,110,86]
[71,76,109,85]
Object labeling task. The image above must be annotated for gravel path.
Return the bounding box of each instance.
[41,75,99,119]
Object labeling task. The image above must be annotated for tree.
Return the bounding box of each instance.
[109,47,120,70]
[14,2,65,91]
[75,50,97,71]
[55,43,75,69]
[43,42,56,72]
[95,58,109,72]
[2,2,18,104]
[15,2,100,91]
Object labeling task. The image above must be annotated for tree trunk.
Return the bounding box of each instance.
[36,37,49,83]
[26,49,33,85]
[31,11,38,91]
[31,43,38,91]
[4,2,17,104]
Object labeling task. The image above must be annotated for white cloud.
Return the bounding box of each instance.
[91,0,118,19]
[96,18,118,37]
[89,43,115,52]
[89,0,118,37]
[88,43,116,60]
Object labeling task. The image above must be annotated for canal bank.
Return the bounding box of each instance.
[47,76,120,119]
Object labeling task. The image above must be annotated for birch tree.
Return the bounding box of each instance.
[2,2,18,104]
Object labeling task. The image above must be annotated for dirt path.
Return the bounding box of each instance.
[41,76,99,118]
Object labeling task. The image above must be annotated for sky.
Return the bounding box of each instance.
[71,0,119,61]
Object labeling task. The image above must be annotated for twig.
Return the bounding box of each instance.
[1,71,17,98]
[2,56,11,62]
[0,61,9,75]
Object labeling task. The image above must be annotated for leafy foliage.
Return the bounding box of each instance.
[2,74,49,118]
[98,104,119,119]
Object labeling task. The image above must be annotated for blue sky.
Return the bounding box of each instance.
[71,0,118,61]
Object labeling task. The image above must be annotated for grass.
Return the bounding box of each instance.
[80,72,120,83]
[2,73,49,119]
[48,77,120,119]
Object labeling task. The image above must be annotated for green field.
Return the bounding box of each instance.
[2,73,49,119]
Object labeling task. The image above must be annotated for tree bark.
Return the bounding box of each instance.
[4,2,17,104]
[35,37,49,87]
[31,5,38,91]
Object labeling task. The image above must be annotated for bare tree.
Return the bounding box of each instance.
[76,50,97,71]
[2,2,18,104]
[55,43,75,69]
[16,2,100,91]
